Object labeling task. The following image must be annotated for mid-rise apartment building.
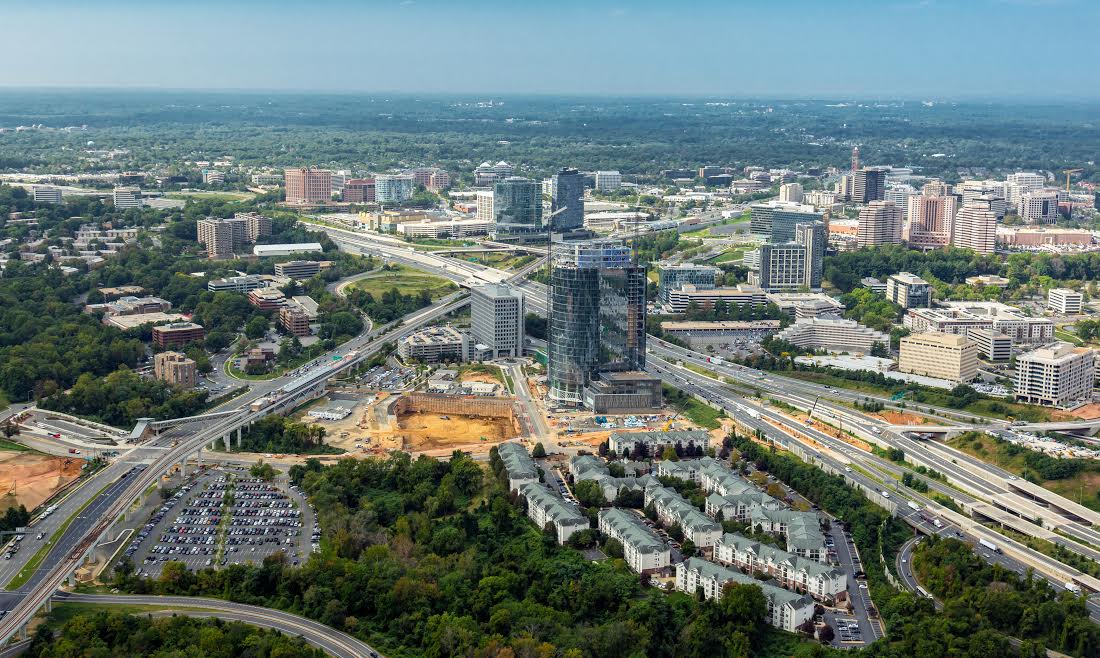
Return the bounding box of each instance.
[152,322,205,349]
[676,558,815,633]
[857,200,903,247]
[1015,342,1094,407]
[899,333,978,383]
[906,193,956,250]
[608,430,711,458]
[714,533,847,601]
[519,483,589,544]
[153,351,197,388]
[951,202,998,255]
[645,486,722,547]
[598,508,670,574]
[497,443,539,493]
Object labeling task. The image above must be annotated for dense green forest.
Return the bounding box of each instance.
[2,92,1100,183]
[908,537,1098,657]
[236,415,343,455]
[105,435,1090,657]
[30,610,326,657]
[824,245,1100,300]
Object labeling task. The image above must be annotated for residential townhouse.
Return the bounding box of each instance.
[644,485,722,547]
[676,558,816,633]
[714,533,847,601]
[497,443,539,493]
[519,483,589,544]
[598,508,670,574]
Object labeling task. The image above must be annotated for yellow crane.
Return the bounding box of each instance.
[1063,168,1083,193]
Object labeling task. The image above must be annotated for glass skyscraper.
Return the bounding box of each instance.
[550,167,585,231]
[548,238,646,404]
[491,176,543,240]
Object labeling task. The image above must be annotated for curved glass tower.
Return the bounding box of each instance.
[547,238,646,404]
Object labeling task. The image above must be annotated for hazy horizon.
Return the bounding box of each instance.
[2,0,1098,101]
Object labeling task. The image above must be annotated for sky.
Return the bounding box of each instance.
[1,0,1098,100]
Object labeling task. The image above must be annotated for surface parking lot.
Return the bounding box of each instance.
[123,469,317,578]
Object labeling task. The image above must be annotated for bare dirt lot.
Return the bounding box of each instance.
[397,411,514,451]
[0,452,83,512]
[875,410,928,425]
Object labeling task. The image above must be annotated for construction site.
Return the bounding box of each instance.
[299,391,521,458]
[0,451,84,513]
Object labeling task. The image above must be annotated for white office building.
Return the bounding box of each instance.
[476,190,495,224]
[778,182,803,203]
[112,187,142,209]
[33,186,63,204]
[1019,191,1060,225]
[1005,172,1045,207]
[471,282,524,358]
[1014,342,1094,408]
[1048,288,1083,315]
[774,318,889,354]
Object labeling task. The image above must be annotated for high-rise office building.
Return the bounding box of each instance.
[1019,191,1059,224]
[284,168,332,204]
[852,168,887,204]
[343,178,376,203]
[657,263,720,306]
[375,174,415,203]
[752,243,807,292]
[905,193,957,250]
[795,221,827,289]
[951,202,998,255]
[551,167,585,231]
[473,161,513,186]
[112,187,142,209]
[778,183,803,203]
[885,184,916,217]
[857,200,903,247]
[491,177,544,240]
[33,187,62,204]
[1014,342,1094,407]
[921,179,951,197]
[548,238,647,404]
[1005,172,1045,207]
[749,200,822,243]
[471,283,525,359]
[197,213,271,259]
[594,171,622,192]
[476,190,495,224]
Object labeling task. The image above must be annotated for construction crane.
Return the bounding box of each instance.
[1063,169,1082,193]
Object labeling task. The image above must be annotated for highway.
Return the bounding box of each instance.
[0,276,474,642]
[56,593,382,658]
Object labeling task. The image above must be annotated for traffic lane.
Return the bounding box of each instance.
[14,470,139,594]
[0,639,30,658]
[58,593,382,658]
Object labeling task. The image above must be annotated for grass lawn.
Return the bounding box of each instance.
[166,191,255,202]
[0,439,32,452]
[456,364,506,385]
[461,252,536,270]
[1055,329,1084,345]
[711,248,747,264]
[948,433,1100,512]
[348,264,458,301]
[664,385,724,430]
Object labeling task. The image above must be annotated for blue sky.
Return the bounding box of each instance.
[1,0,1097,99]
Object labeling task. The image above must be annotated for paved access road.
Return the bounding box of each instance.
[56,593,383,658]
